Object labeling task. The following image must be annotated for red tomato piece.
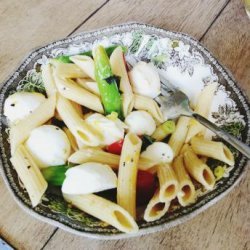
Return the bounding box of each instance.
[106,139,124,155]
[136,170,157,206]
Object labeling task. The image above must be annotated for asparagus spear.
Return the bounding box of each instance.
[93,45,123,118]
[56,45,127,63]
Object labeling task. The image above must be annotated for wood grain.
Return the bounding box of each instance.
[0,179,55,250]
[0,0,106,83]
[74,0,228,39]
[201,0,250,98]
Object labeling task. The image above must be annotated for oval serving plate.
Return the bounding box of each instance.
[0,23,249,239]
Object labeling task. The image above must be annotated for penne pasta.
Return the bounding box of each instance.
[69,147,157,171]
[183,147,215,190]
[52,60,88,78]
[63,193,138,233]
[54,74,104,113]
[10,145,48,207]
[110,47,134,116]
[69,147,119,169]
[134,94,164,124]
[63,127,78,152]
[185,83,217,142]
[76,78,100,96]
[168,116,190,157]
[70,101,84,119]
[117,133,142,218]
[10,95,56,155]
[144,189,170,222]
[121,93,135,118]
[41,63,57,96]
[56,95,103,147]
[156,163,179,202]
[172,156,196,206]
[70,55,95,80]
[190,137,234,166]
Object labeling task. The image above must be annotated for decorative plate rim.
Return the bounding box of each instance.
[0,22,249,240]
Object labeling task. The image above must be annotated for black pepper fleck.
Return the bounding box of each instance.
[122,162,126,167]
[10,103,15,107]
[27,165,31,169]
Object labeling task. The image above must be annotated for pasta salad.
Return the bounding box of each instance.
[4,45,235,233]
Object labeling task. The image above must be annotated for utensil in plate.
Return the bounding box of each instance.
[127,56,250,158]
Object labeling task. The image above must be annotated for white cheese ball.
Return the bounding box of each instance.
[85,113,125,146]
[62,162,117,195]
[129,61,161,98]
[4,92,46,124]
[25,125,71,168]
[141,142,174,163]
[125,111,156,136]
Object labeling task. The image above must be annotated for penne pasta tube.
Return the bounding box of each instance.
[69,147,157,171]
[183,147,215,190]
[54,74,104,113]
[143,189,170,222]
[76,78,100,96]
[134,94,164,124]
[10,145,48,207]
[110,47,134,116]
[69,147,119,168]
[10,95,56,155]
[41,63,57,96]
[56,95,103,147]
[117,133,142,218]
[70,101,83,119]
[70,55,95,80]
[168,116,190,157]
[63,193,138,233]
[52,60,88,78]
[172,156,196,206]
[190,137,234,166]
[157,163,179,202]
[121,93,135,118]
[185,83,217,142]
[63,127,78,152]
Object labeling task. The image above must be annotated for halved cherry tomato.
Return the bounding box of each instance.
[136,170,157,206]
[106,139,124,155]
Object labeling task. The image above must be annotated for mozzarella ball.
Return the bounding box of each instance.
[25,125,71,168]
[125,111,156,136]
[141,142,174,163]
[4,92,46,124]
[85,113,125,146]
[129,61,161,98]
[62,162,117,195]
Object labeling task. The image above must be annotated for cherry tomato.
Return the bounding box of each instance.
[106,139,124,155]
[136,170,157,206]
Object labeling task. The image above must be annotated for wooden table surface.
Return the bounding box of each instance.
[0,0,249,249]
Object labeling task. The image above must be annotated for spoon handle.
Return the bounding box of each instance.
[192,113,250,159]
